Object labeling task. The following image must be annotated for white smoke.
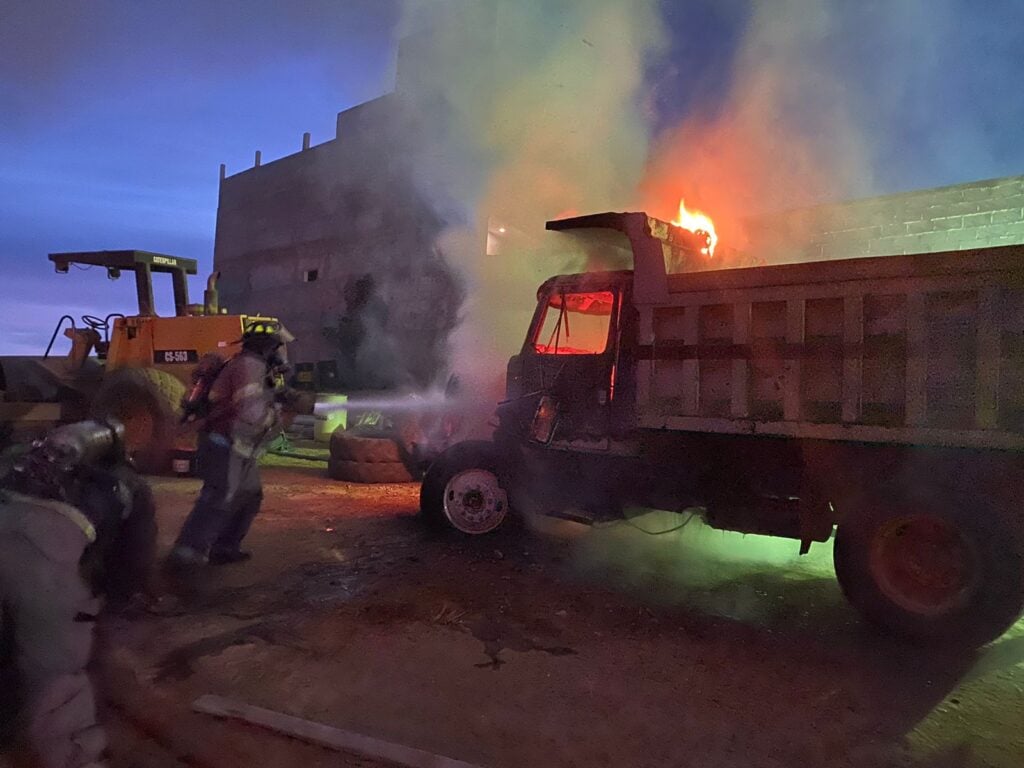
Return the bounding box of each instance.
[638,0,993,264]
[639,0,876,261]
[393,0,1002,385]
[398,0,666,390]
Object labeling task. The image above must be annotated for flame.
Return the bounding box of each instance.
[672,199,718,258]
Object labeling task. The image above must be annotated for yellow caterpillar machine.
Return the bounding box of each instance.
[0,250,278,472]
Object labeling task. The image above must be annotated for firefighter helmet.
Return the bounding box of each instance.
[241,319,294,344]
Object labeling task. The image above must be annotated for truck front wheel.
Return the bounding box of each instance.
[834,493,1024,646]
[420,441,511,535]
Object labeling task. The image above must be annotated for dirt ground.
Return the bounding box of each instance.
[94,456,1024,768]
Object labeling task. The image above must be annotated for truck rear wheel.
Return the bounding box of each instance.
[834,493,1024,646]
[91,368,185,475]
[420,441,511,535]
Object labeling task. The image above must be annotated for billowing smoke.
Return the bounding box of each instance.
[640,0,876,265]
[354,0,993,394]
[398,0,666,388]
[639,1,985,266]
[394,0,929,378]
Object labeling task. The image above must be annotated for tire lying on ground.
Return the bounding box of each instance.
[91,367,185,475]
[327,458,414,484]
[329,429,404,464]
[420,441,512,535]
[833,490,1024,647]
[327,428,423,483]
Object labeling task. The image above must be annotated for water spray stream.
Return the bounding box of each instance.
[312,390,456,419]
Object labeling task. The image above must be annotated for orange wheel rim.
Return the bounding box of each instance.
[868,514,979,616]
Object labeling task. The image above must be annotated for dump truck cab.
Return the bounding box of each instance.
[505,270,634,444]
[502,213,706,448]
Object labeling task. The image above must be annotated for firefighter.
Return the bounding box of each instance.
[168,321,307,568]
[0,419,156,768]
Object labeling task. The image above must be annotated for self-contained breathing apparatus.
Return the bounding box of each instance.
[0,420,154,598]
[180,320,297,425]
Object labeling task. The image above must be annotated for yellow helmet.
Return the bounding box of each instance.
[241,320,295,345]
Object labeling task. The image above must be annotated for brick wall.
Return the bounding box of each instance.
[744,174,1024,263]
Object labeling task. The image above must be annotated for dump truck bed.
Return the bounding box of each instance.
[635,244,1024,450]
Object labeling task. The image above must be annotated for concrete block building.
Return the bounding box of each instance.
[213,94,464,390]
[745,174,1024,264]
[215,137,1023,384]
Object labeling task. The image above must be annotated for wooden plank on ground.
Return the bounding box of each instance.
[193,694,485,768]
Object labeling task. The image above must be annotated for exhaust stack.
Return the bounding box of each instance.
[204,271,220,315]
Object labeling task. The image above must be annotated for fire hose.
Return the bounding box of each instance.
[595,508,699,536]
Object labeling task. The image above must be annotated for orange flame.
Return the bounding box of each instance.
[672,199,718,258]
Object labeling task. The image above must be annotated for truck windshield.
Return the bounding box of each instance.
[533,290,614,355]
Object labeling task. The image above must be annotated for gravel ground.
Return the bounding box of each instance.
[94,457,1024,768]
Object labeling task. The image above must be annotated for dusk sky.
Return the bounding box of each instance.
[2,0,1023,355]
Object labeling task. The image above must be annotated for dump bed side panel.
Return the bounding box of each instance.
[635,245,1024,450]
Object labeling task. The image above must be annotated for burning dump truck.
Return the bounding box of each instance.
[421,211,1024,645]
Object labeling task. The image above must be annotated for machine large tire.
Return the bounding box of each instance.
[834,491,1024,646]
[91,368,185,475]
[327,458,414,484]
[420,441,512,535]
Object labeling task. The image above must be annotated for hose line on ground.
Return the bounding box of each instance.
[592,508,699,536]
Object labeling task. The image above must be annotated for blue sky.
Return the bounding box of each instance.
[1,0,400,353]
[1,0,1022,354]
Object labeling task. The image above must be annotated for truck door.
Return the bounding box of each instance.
[524,286,620,443]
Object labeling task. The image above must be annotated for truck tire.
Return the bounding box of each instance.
[327,458,414,484]
[420,441,512,535]
[91,368,185,475]
[834,492,1024,646]
[329,430,403,463]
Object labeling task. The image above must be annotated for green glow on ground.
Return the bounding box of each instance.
[565,508,840,626]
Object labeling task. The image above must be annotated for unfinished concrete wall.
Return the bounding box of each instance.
[745,174,1024,263]
[213,94,463,387]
